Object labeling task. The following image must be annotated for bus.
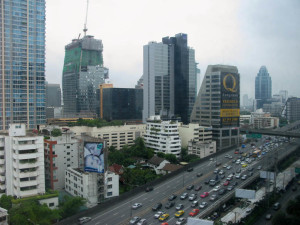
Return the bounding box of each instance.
[252,149,261,158]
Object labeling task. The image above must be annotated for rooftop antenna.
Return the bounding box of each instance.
[83,0,89,36]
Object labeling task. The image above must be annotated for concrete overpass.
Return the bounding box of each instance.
[240,128,300,138]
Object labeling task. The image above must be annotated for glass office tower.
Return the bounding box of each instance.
[0,0,46,130]
[255,66,272,109]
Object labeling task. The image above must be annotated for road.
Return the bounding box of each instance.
[79,138,298,225]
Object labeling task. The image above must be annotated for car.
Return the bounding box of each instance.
[218,188,226,195]
[168,194,177,201]
[223,181,230,186]
[220,174,225,179]
[176,217,187,225]
[145,186,153,192]
[223,164,228,168]
[78,217,92,224]
[235,173,241,179]
[226,166,232,170]
[195,185,202,191]
[216,162,221,166]
[246,208,252,214]
[137,218,147,225]
[187,167,193,172]
[197,173,203,177]
[199,202,208,208]
[205,179,210,185]
[132,203,142,209]
[154,211,165,219]
[165,201,175,209]
[214,169,220,174]
[210,194,218,201]
[152,202,162,211]
[236,168,241,173]
[229,155,233,159]
[191,200,198,208]
[129,216,141,225]
[248,167,254,171]
[159,214,169,221]
[257,166,262,170]
[186,184,194,190]
[201,192,209,198]
[273,202,281,210]
[161,223,169,225]
[265,213,272,220]
[175,203,184,210]
[249,172,254,177]
[213,185,220,192]
[189,193,197,201]
[226,176,233,181]
[189,209,200,217]
[210,158,214,161]
[175,210,185,218]
[234,150,239,154]
[233,181,238,186]
[241,175,247,180]
[232,159,236,163]
[227,185,233,191]
[219,170,225,175]
[242,164,248,168]
[180,193,188,200]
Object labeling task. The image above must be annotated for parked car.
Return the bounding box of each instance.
[152,202,162,211]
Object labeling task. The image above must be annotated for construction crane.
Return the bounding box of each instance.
[83,0,89,36]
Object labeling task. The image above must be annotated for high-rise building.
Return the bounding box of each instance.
[0,0,46,130]
[62,35,108,117]
[190,65,240,150]
[143,34,197,124]
[255,66,272,109]
[284,97,300,122]
[46,83,61,107]
[100,87,143,121]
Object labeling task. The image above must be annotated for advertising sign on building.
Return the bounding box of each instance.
[220,72,240,127]
[84,142,104,173]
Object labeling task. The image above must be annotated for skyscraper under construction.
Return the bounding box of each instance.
[62,35,108,117]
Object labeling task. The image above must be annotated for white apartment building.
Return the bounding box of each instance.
[0,207,8,225]
[67,124,146,150]
[105,170,119,198]
[65,168,119,207]
[188,141,216,158]
[144,116,181,157]
[0,124,45,198]
[178,123,213,148]
[44,130,80,190]
[253,117,279,129]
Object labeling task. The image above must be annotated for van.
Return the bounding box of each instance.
[273,202,281,210]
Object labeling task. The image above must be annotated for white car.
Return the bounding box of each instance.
[137,218,147,225]
[78,217,92,224]
[154,211,165,219]
[213,185,220,192]
[199,202,208,208]
[226,165,232,170]
[132,203,142,209]
[235,173,241,179]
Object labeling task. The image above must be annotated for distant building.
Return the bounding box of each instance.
[0,124,45,198]
[135,76,144,89]
[255,66,272,109]
[147,156,170,175]
[188,141,216,158]
[62,35,108,117]
[46,83,61,107]
[144,116,181,157]
[262,102,283,117]
[284,97,300,122]
[191,65,240,150]
[105,171,119,198]
[100,87,143,121]
[253,116,279,129]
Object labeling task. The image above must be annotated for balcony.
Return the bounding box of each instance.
[19,171,38,178]
[13,143,38,151]
[19,189,39,198]
[19,180,38,188]
[13,152,39,160]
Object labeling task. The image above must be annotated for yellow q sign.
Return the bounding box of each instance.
[223,74,237,93]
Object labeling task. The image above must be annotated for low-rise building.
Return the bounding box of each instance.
[105,170,119,198]
[147,156,170,174]
[253,116,279,129]
[0,207,8,225]
[188,141,216,158]
[144,116,181,157]
[0,124,45,198]
[67,124,146,150]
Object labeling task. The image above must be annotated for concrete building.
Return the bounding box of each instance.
[0,124,45,198]
[105,170,119,198]
[144,116,181,157]
[0,0,46,130]
[284,97,300,122]
[46,83,61,107]
[255,66,272,109]
[253,116,279,129]
[190,65,240,150]
[0,207,8,225]
[44,130,81,190]
[178,123,213,148]
[188,141,216,158]
[67,124,146,150]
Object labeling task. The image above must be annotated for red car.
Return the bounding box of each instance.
[234,150,239,154]
[189,209,200,217]
[161,223,169,225]
[223,181,230,186]
[200,192,209,198]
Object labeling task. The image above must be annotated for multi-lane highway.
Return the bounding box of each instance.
[78,137,299,225]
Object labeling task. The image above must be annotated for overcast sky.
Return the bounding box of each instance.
[46,0,300,99]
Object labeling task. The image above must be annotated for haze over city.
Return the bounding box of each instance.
[46,0,300,98]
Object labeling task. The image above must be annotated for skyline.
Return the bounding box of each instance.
[46,0,300,98]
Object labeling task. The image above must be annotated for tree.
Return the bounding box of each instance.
[157,152,165,158]
[0,194,12,210]
[59,196,86,219]
[272,211,290,225]
[181,147,188,160]
[165,154,178,164]
[51,128,62,137]
[286,195,300,217]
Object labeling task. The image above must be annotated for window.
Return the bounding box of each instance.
[49,203,54,207]
[107,192,112,196]
[108,184,112,189]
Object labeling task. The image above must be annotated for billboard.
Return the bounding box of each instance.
[260,171,275,180]
[235,188,256,199]
[84,142,104,173]
[220,72,240,127]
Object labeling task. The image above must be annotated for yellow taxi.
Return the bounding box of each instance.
[175,210,185,218]
[159,213,170,221]
[242,164,248,168]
